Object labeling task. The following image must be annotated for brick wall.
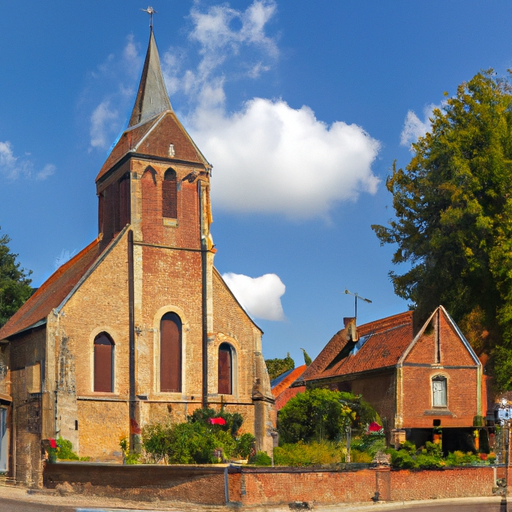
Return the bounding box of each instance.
[43,463,506,506]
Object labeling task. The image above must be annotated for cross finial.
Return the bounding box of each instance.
[141,6,157,28]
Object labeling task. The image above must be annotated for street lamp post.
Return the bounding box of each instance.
[344,289,372,320]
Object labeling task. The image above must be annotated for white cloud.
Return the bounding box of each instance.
[0,141,55,181]
[222,272,285,321]
[189,0,277,56]
[191,98,380,219]
[36,164,56,181]
[86,35,142,150]
[400,104,438,148]
[89,101,119,150]
[163,0,278,108]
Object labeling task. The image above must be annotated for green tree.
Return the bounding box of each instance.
[277,388,379,444]
[0,229,32,327]
[265,352,295,380]
[372,70,512,389]
[300,347,312,366]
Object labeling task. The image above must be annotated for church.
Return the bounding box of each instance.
[0,28,275,486]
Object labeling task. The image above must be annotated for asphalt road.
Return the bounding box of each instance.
[340,497,510,512]
[0,497,75,511]
[392,500,507,511]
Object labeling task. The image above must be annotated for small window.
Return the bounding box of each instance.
[218,343,233,395]
[162,168,177,219]
[94,333,114,392]
[432,375,447,407]
[160,312,182,392]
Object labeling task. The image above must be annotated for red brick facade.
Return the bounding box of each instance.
[303,307,483,444]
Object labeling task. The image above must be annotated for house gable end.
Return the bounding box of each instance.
[400,306,480,368]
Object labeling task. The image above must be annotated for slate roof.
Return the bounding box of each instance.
[128,28,173,127]
[0,238,101,341]
[302,311,414,383]
[96,29,210,183]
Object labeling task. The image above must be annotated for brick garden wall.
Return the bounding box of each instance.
[43,463,507,506]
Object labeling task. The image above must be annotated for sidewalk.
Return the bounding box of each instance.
[0,484,508,512]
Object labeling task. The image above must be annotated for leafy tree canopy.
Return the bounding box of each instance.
[372,70,512,389]
[0,229,32,328]
[265,352,295,380]
[277,388,380,444]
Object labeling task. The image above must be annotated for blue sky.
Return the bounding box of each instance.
[2,1,512,364]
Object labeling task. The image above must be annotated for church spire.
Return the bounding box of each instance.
[128,28,172,127]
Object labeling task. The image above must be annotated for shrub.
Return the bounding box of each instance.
[142,407,255,464]
[445,450,479,466]
[350,449,373,463]
[274,441,344,466]
[56,437,79,461]
[236,433,256,459]
[278,389,380,444]
[351,433,386,457]
[249,451,272,466]
[389,449,415,469]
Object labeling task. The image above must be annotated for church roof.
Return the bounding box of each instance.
[96,29,210,183]
[0,238,101,341]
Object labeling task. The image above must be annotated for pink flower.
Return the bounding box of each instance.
[49,439,57,449]
[209,417,226,425]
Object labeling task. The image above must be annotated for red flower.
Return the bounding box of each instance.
[209,417,226,425]
[49,439,57,449]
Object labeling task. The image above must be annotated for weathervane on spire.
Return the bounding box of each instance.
[141,6,157,28]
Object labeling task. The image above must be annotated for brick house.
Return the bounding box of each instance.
[0,29,275,486]
[300,306,485,451]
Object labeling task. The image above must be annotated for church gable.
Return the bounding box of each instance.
[96,112,209,185]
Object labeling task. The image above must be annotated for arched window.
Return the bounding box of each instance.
[162,168,177,219]
[160,312,182,392]
[218,343,233,395]
[94,333,114,392]
[432,375,447,407]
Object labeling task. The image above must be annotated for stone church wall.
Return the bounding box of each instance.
[10,326,46,487]
[56,232,131,460]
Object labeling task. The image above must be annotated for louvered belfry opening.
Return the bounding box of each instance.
[218,343,232,395]
[94,333,114,392]
[160,312,182,392]
[162,168,177,219]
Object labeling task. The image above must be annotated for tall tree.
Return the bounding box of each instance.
[0,229,32,327]
[372,70,512,389]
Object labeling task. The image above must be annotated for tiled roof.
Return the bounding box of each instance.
[0,238,101,340]
[275,385,306,411]
[271,365,307,398]
[96,111,210,183]
[304,311,414,382]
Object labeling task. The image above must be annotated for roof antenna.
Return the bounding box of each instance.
[141,6,157,29]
